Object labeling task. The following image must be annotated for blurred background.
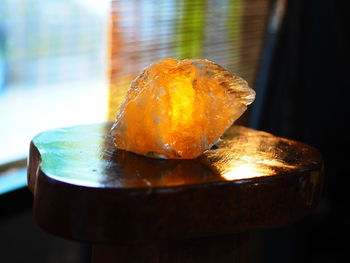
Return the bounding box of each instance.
[0,0,349,262]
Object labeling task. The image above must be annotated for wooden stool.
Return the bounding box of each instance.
[27,123,323,262]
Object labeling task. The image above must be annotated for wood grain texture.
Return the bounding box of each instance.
[27,122,323,244]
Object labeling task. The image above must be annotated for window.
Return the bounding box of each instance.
[0,0,110,164]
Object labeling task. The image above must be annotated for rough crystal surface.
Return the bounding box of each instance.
[112,58,255,159]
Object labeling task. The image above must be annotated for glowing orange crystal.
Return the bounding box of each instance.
[112,58,255,159]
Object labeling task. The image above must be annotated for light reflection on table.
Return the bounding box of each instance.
[31,122,321,189]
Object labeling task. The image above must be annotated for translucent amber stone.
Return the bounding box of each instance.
[112,58,255,159]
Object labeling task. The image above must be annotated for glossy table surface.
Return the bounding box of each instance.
[28,122,323,244]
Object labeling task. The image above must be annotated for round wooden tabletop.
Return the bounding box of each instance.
[27,122,323,244]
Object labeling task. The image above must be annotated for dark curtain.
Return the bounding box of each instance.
[253,0,349,261]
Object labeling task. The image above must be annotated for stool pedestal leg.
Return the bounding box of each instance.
[91,233,251,263]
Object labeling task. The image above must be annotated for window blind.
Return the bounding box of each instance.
[108,0,271,120]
